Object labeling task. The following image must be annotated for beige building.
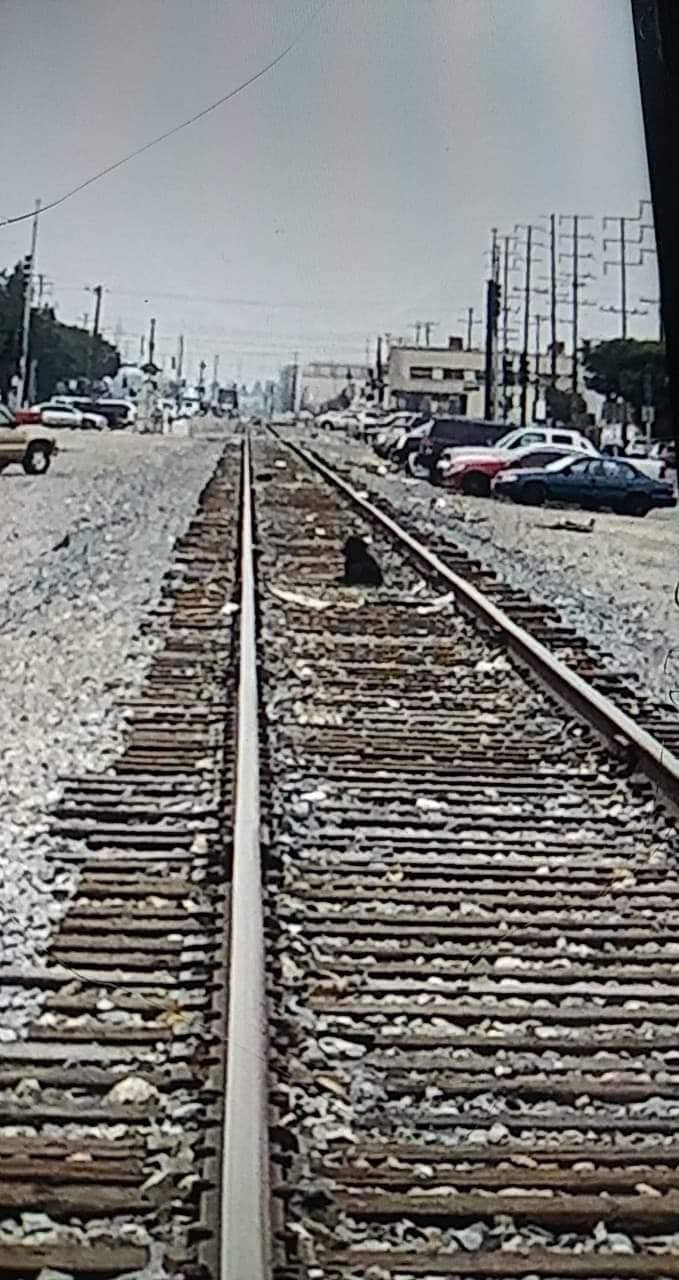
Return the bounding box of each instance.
[386,338,581,424]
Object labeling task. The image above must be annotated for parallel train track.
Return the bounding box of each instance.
[2,427,679,1278]
[0,446,240,1277]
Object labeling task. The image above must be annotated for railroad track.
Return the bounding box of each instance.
[4,428,679,1278]
[292,431,679,762]
[252,430,679,1278]
[0,445,241,1277]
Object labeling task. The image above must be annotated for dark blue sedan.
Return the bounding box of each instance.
[493,455,676,517]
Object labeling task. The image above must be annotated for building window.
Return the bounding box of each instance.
[441,369,464,381]
[410,366,433,379]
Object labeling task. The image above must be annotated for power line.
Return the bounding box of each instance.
[0,0,330,230]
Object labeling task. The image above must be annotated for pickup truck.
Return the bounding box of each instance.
[0,404,56,475]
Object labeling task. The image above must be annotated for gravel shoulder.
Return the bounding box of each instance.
[0,430,225,980]
[293,427,679,706]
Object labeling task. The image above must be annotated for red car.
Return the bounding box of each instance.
[13,407,42,425]
[440,444,591,497]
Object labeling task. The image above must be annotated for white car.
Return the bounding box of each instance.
[439,425,599,469]
[45,398,109,430]
[33,402,85,429]
[317,410,359,431]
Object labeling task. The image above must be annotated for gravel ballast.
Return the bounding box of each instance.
[0,429,226,984]
[295,427,679,705]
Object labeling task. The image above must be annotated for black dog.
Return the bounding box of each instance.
[342,534,383,587]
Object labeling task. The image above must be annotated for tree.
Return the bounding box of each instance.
[545,385,588,426]
[583,338,670,434]
[0,262,26,397]
[0,259,119,402]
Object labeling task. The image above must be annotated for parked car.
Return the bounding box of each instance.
[408,416,510,479]
[92,398,137,429]
[493,454,676,516]
[0,404,56,475]
[391,420,434,467]
[650,439,677,469]
[355,408,386,439]
[51,398,109,430]
[373,413,429,458]
[439,444,591,496]
[436,425,598,470]
[317,410,360,431]
[31,402,85,429]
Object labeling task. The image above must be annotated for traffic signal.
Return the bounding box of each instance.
[502,357,514,387]
[519,352,528,385]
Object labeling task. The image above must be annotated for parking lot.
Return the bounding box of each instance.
[301,425,679,706]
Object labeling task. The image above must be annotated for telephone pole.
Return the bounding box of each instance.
[176,334,185,398]
[519,224,533,426]
[148,318,156,368]
[483,228,500,420]
[92,285,103,338]
[290,352,299,412]
[550,213,558,387]
[85,284,104,386]
[602,209,652,337]
[533,314,547,421]
[560,215,595,397]
[16,198,40,407]
[211,354,220,406]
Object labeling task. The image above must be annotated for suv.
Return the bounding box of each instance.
[0,404,56,475]
[409,417,509,479]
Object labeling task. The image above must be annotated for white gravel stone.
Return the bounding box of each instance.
[0,431,225,1014]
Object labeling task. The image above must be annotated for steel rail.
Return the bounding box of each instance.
[221,434,270,1280]
[272,428,679,809]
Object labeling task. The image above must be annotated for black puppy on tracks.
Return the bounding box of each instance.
[342,534,383,587]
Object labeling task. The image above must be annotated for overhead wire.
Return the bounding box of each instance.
[0,0,331,229]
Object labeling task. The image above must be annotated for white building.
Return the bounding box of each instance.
[386,338,593,425]
[296,361,372,411]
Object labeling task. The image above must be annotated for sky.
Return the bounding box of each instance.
[0,0,661,385]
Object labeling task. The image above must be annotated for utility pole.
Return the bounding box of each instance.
[484,228,500,421]
[148,318,156,368]
[86,284,104,387]
[572,216,579,394]
[413,322,421,347]
[423,321,436,347]
[16,198,40,408]
[211,354,220,406]
[602,210,650,338]
[92,285,103,338]
[550,213,558,387]
[559,215,595,399]
[466,308,474,351]
[533,314,547,421]
[139,335,146,364]
[376,335,385,406]
[290,351,299,412]
[520,224,533,426]
[176,334,184,401]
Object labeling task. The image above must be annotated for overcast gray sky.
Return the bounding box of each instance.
[0,0,659,383]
